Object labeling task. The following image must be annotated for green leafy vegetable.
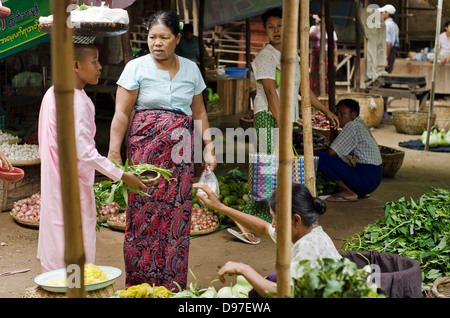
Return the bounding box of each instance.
[291,258,383,298]
[341,188,450,285]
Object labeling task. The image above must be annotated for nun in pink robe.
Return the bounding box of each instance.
[37,86,124,273]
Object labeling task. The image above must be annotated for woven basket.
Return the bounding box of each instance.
[425,277,450,298]
[379,145,405,178]
[392,111,436,135]
[239,117,253,130]
[10,212,39,228]
[24,283,116,298]
[190,224,219,236]
[336,92,384,128]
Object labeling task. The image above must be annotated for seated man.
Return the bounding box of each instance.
[318,99,382,202]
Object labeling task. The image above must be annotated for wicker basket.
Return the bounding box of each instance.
[379,145,405,178]
[392,111,436,135]
[336,92,384,128]
[239,117,253,130]
[425,277,450,298]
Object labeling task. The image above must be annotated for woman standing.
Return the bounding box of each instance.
[233,7,338,244]
[108,11,216,290]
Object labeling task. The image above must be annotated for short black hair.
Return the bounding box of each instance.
[445,20,450,28]
[146,10,180,36]
[268,183,326,227]
[337,98,360,117]
[183,23,194,34]
[261,7,282,27]
[73,44,97,62]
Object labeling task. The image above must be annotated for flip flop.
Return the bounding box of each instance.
[227,228,260,245]
[326,195,358,202]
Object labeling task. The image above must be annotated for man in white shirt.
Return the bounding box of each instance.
[379,4,399,73]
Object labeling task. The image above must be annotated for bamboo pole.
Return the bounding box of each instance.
[300,0,316,197]
[354,0,361,92]
[325,0,337,142]
[51,0,85,298]
[424,0,442,151]
[319,0,326,96]
[277,0,299,298]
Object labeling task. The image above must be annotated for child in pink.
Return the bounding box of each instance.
[37,42,148,272]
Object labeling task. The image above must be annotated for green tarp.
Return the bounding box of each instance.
[0,0,51,59]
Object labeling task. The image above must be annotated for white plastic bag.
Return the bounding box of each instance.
[196,166,220,207]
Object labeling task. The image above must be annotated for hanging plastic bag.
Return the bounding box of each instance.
[196,166,220,207]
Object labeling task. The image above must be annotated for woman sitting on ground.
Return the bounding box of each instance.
[193,182,341,298]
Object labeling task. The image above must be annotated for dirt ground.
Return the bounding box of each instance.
[0,101,449,298]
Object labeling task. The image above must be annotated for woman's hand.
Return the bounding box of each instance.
[325,110,339,129]
[218,261,248,283]
[121,171,150,191]
[193,183,223,211]
[0,148,12,171]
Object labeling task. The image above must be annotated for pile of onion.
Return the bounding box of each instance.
[190,207,219,232]
[100,201,120,218]
[11,192,41,222]
[108,212,126,223]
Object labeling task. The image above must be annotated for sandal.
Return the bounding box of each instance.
[227,228,260,245]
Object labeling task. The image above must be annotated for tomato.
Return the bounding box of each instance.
[0,167,25,182]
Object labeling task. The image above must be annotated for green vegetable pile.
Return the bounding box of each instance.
[341,188,450,285]
[291,258,383,298]
[94,160,173,220]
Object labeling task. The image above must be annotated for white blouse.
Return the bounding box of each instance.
[268,225,342,283]
[251,44,300,122]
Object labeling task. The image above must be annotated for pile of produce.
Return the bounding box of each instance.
[108,211,126,224]
[45,264,109,287]
[341,188,450,285]
[172,269,253,298]
[98,201,121,222]
[191,206,219,233]
[298,111,332,129]
[1,142,40,162]
[293,124,328,153]
[291,258,383,298]
[316,172,340,196]
[0,130,20,144]
[240,110,254,122]
[11,192,41,223]
[115,283,172,298]
[420,126,450,148]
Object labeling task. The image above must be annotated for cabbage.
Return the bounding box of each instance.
[438,129,448,147]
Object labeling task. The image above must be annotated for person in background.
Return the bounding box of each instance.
[427,20,450,64]
[107,11,216,291]
[176,23,214,67]
[234,7,338,245]
[309,14,338,96]
[379,4,399,74]
[317,99,382,202]
[193,182,341,298]
[37,39,148,273]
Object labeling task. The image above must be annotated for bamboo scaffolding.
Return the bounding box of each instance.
[51,0,85,298]
[276,0,299,298]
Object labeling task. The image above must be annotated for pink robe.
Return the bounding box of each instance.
[37,86,123,272]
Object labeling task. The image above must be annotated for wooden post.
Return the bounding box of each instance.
[325,0,337,142]
[354,0,361,92]
[425,0,442,151]
[319,0,326,96]
[277,0,299,298]
[300,0,316,197]
[51,0,85,298]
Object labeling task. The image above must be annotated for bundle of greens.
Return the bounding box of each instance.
[291,258,383,298]
[341,188,450,285]
[94,160,173,220]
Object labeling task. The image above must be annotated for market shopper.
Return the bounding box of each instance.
[309,14,338,96]
[193,182,342,298]
[379,4,399,74]
[37,40,148,273]
[236,7,339,244]
[318,99,382,202]
[107,10,216,290]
